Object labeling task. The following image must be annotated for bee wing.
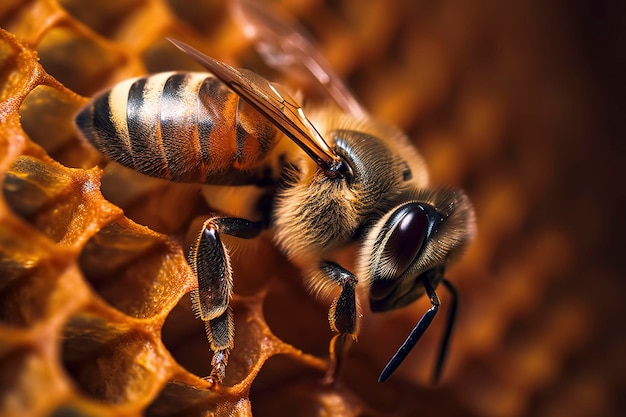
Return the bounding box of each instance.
[231,0,368,119]
[168,38,343,177]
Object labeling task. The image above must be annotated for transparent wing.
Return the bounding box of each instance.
[231,0,368,119]
[167,38,344,178]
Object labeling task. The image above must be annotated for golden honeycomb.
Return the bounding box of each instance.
[0,0,624,416]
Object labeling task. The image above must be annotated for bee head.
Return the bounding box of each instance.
[360,188,475,313]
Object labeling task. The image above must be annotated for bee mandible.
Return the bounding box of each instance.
[75,0,475,387]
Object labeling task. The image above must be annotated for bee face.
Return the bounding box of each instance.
[362,188,474,312]
[314,127,475,314]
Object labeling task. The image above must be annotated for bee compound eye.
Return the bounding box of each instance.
[383,204,429,279]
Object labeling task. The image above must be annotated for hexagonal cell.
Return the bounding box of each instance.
[37,26,122,96]
[159,294,212,378]
[0,214,87,328]
[19,85,101,169]
[3,156,72,221]
[0,344,65,416]
[0,223,44,289]
[2,155,112,246]
[0,33,27,102]
[99,163,203,236]
[261,263,331,360]
[142,37,209,74]
[78,218,191,319]
[162,0,227,36]
[0,0,60,44]
[145,380,229,417]
[58,0,144,39]
[250,355,362,417]
[61,310,166,405]
[160,294,270,387]
[0,253,84,328]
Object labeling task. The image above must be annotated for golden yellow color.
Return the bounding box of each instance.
[0,1,623,417]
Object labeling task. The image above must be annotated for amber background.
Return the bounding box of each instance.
[0,0,624,416]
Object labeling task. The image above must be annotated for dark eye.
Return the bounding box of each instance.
[370,204,429,300]
[383,204,429,280]
[369,202,441,303]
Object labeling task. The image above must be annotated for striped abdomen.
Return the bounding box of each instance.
[76,72,279,183]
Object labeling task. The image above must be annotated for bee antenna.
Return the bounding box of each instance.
[432,278,458,384]
[378,278,458,384]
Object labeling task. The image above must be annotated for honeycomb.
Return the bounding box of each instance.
[1,0,624,416]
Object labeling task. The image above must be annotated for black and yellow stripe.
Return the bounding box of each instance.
[76,72,279,184]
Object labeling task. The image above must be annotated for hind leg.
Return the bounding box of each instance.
[189,217,263,387]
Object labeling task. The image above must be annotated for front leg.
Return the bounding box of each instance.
[188,217,263,387]
[319,261,360,384]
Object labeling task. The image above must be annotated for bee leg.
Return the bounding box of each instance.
[319,261,359,384]
[189,217,264,387]
[201,308,233,387]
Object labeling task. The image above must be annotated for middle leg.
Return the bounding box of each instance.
[319,261,360,384]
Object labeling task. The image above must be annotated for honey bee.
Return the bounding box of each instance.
[75,0,475,387]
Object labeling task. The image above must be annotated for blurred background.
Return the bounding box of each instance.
[0,0,624,416]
